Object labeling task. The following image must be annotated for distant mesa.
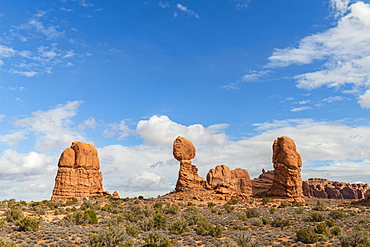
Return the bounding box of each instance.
[51,142,111,201]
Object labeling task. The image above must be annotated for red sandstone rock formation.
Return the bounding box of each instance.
[174,137,206,191]
[206,165,252,195]
[252,169,275,197]
[303,178,370,199]
[51,142,111,201]
[267,136,305,202]
[112,191,120,199]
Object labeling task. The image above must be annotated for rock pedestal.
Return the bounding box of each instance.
[51,142,110,201]
[174,137,206,191]
[267,136,305,203]
[206,165,252,195]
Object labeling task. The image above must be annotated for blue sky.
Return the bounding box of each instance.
[1,0,370,200]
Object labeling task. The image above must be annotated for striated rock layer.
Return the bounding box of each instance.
[252,169,275,197]
[51,142,110,201]
[206,165,252,195]
[303,178,370,199]
[174,137,206,191]
[267,136,305,203]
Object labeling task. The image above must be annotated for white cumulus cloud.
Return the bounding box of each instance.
[136,115,228,146]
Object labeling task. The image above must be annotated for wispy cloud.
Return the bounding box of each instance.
[159,1,170,8]
[231,0,370,108]
[321,95,348,103]
[231,0,251,9]
[291,106,312,112]
[13,10,65,40]
[175,4,199,18]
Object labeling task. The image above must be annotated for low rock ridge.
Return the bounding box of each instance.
[303,178,370,199]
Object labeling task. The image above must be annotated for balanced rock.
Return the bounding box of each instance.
[267,136,305,202]
[174,137,206,191]
[173,136,196,161]
[303,178,370,199]
[206,165,252,195]
[51,142,111,201]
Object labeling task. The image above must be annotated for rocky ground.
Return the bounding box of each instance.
[0,193,369,246]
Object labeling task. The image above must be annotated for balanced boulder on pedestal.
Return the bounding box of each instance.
[174,136,206,191]
[51,142,110,201]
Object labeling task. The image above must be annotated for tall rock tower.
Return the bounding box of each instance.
[267,136,305,203]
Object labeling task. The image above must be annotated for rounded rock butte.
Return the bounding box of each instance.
[51,142,111,201]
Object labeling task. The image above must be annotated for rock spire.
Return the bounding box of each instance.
[267,136,305,203]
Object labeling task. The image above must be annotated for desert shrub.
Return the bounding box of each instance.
[271,217,293,229]
[329,210,347,219]
[312,201,327,211]
[359,219,369,224]
[5,209,24,223]
[195,221,222,237]
[330,226,342,236]
[226,199,240,205]
[65,197,78,206]
[315,223,330,236]
[250,218,262,227]
[296,227,318,244]
[291,201,304,207]
[163,204,179,215]
[153,202,163,211]
[0,218,6,231]
[153,214,167,228]
[269,208,276,214]
[63,210,98,225]
[295,207,304,214]
[308,212,325,222]
[208,202,215,208]
[144,232,174,247]
[224,205,234,213]
[261,217,269,225]
[85,209,98,224]
[183,207,205,225]
[278,201,290,208]
[325,219,335,227]
[234,232,259,247]
[262,198,270,205]
[339,227,369,247]
[89,226,134,247]
[168,220,189,234]
[0,238,16,247]
[126,226,139,237]
[237,213,248,221]
[138,218,154,231]
[245,208,260,218]
[15,216,40,231]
